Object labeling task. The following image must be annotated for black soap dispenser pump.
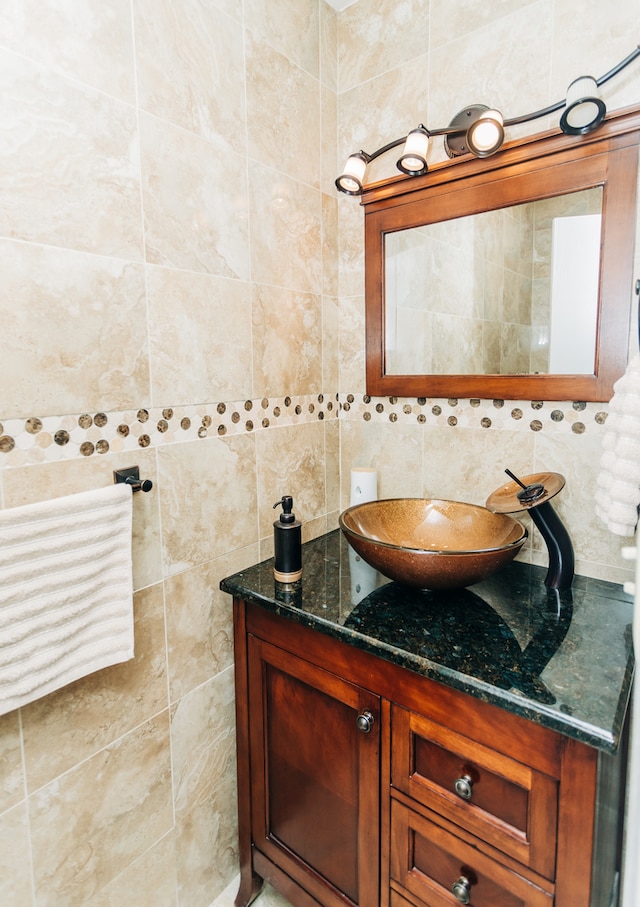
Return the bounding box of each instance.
[273,495,302,582]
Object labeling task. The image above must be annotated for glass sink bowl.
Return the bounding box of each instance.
[339,498,527,590]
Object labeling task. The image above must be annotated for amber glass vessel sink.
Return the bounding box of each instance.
[339,499,527,590]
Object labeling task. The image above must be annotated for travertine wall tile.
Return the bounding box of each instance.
[321,0,338,92]
[0,50,142,258]
[323,294,340,391]
[0,241,149,419]
[0,0,135,102]
[0,711,23,814]
[0,0,334,903]
[147,267,253,406]
[324,418,341,515]
[337,0,430,92]
[165,544,259,702]
[249,162,323,293]
[322,192,339,296]
[140,112,250,278]
[135,0,245,146]
[245,29,321,190]
[430,0,537,50]
[88,832,178,907]
[158,435,258,574]
[245,0,320,78]
[339,419,423,508]
[338,293,366,392]
[21,584,168,792]
[171,668,238,907]
[252,285,323,396]
[0,803,32,907]
[336,55,429,176]
[30,712,173,904]
[256,420,328,536]
[322,85,339,197]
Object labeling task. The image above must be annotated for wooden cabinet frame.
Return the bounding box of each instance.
[361,105,640,401]
[233,599,627,907]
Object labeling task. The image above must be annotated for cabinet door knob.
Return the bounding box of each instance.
[451,875,472,904]
[454,773,474,800]
[356,710,375,733]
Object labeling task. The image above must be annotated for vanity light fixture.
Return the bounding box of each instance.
[336,43,640,195]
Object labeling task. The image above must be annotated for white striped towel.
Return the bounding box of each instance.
[0,483,134,716]
[595,351,640,536]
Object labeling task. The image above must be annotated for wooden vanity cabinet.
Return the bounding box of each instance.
[233,598,625,907]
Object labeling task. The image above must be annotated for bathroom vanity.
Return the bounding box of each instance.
[221,531,633,907]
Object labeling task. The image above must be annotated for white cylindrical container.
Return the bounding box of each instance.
[350,468,378,506]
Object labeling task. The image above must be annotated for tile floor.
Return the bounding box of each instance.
[211,875,292,907]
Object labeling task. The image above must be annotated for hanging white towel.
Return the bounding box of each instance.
[595,352,640,536]
[0,483,134,716]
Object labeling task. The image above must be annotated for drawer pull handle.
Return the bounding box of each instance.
[356,710,374,733]
[451,875,472,904]
[454,774,474,800]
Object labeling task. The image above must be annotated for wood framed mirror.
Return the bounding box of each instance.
[362,105,640,401]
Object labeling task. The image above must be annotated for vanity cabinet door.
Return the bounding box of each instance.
[247,633,381,907]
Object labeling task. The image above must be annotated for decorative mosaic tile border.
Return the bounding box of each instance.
[0,394,338,468]
[0,393,608,469]
[338,395,609,434]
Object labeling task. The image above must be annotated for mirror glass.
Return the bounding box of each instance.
[384,188,603,376]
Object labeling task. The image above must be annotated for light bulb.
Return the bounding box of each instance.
[467,110,504,157]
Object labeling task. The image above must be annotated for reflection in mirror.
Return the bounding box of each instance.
[384,188,603,376]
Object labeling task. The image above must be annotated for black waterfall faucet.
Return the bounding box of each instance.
[486,469,575,591]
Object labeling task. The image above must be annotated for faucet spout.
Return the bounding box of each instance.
[486,469,575,590]
[526,499,574,590]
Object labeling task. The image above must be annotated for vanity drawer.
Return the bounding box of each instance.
[390,800,553,907]
[391,706,558,879]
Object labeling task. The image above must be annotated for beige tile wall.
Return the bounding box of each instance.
[0,1,338,905]
[1,1,639,906]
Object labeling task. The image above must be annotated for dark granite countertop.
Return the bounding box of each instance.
[221,530,634,754]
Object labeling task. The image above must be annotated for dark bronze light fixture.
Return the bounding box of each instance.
[336,44,640,195]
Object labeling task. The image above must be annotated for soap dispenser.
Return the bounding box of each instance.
[273,495,302,582]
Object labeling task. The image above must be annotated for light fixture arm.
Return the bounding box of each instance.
[597,44,640,87]
[366,137,405,162]
[337,44,640,194]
